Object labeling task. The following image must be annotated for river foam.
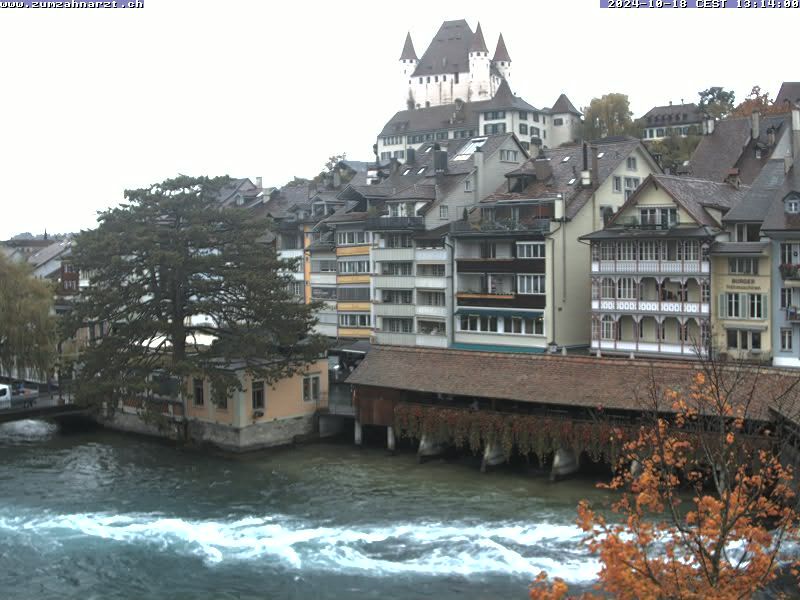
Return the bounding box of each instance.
[0,419,57,442]
[0,511,598,582]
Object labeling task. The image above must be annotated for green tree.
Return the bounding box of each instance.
[66,175,325,413]
[698,86,736,120]
[647,133,702,173]
[0,254,56,382]
[582,93,634,140]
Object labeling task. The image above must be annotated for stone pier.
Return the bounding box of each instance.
[387,425,396,453]
[550,447,579,481]
[354,420,362,446]
[481,442,505,472]
[417,433,445,463]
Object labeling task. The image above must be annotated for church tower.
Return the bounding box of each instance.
[492,33,511,82]
[399,32,418,109]
[468,22,490,102]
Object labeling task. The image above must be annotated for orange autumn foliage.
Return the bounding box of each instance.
[531,370,800,600]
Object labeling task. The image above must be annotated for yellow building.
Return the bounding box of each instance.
[185,359,329,451]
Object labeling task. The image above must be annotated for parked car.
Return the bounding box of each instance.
[0,384,9,410]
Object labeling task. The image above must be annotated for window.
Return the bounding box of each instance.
[736,223,761,242]
[729,258,758,275]
[303,374,320,403]
[337,260,370,274]
[193,378,204,406]
[749,294,763,319]
[336,231,370,246]
[312,259,337,272]
[484,110,506,120]
[553,118,564,126]
[435,131,448,140]
[613,176,622,193]
[639,206,674,227]
[483,123,506,135]
[418,291,446,305]
[459,314,499,333]
[781,243,799,264]
[290,281,303,297]
[519,123,528,135]
[532,113,540,122]
[531,127,540,137]
[311,287,337,300]
[337,287,369,301]
[626,156,637,170]
[252,381,264,410]
[601,278,615,299]
[727,329,738,350]
[624,177,641,200]
[439,205,449,219]
[721,293,767,319]
[480,242,497,259]
[600,243,615,261]
[516,242,545,258]
[417,264,445,277]
[781,288,792,309]
[640,241,660,261]
[519,111,528,120]
[386,233,412,248]
[382,290,413,304]
[617,241,637,261]
[725,293,741,318]
[601,316,615,340]
[464,179,472,192]
[500,149,519,161]
[384,317,413,333]
[788,199,800,214]
[381,262,413,276]
[617,278,636,299]
[781,328,793,352]
[393,150,405,159]
[338,313,371,328]
[380,151,391,160]
[517,274,545,294]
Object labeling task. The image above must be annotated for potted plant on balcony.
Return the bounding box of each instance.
[780,263,799,279]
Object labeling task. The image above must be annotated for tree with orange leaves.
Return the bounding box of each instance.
[731,86,791,117]
[531,354,800,600]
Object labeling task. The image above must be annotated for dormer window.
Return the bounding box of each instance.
[787,199,800,214]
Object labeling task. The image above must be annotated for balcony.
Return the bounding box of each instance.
[374,303,415,317]
[787,306,800,323]
[457,258,545,273]
[591,339,705,357]
[416,333,448,348]
[456,292,546,310]
[416,304,448,319]
[372,331,416,346]
[780,264,800,286]
[373,275,415,289]
[591,260,710,275]
[591,299,710,315]
[372,247,415,261]
[415,276,447,289]
[450,218,551,236]
[365,216,425,231]
[415,248,448,261]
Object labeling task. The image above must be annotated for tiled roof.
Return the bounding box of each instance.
[550,93,581,116]
[641,103,703,124]
[651,175,748,227]
[486,137,654,219]
[400,32,417,60]
[27,239,71,269]
[346,346,797,421]
[724,159,787,223]
[413,19,475,77]
[379,83,537,137]
[775,82,800,108]
[468,22,488,53]
[492,33,510,62]
[760,157,800,233]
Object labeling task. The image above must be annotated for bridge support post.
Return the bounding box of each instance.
[481,442,505,472]
[387,425,396,453]
[354,420,362,446]
[417,433,445,463]
[550,447,579,481]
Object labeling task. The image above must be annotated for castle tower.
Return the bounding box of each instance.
[468,22,490,102]
[399,32,418,109]
[492,33,511,82]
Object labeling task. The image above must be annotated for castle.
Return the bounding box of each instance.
[400,19,510,109]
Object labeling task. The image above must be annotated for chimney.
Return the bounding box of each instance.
[406,147,416,164]
[751,110,760,141]
[580,142,591,186]
[590,145,599,189]
[333,170,341,188]
[704,116,716,136]
[768,126,776,147]
[389,157,401,175]
[792,106,800,161]
[473,147,485,199]
[533,156,552,182]
[434,149,448,174]
[256,176,263,188]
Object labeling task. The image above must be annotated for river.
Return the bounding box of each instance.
[0,419,612,599]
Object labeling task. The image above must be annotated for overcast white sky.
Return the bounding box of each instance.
[0,0,795,239]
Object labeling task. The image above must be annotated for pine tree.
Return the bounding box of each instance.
[65,175,325,412]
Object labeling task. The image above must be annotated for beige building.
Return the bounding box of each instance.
[185,359,329,451]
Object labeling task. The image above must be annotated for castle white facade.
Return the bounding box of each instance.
[400,20,511,109]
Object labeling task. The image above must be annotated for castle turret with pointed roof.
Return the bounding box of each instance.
[492,33,511,82]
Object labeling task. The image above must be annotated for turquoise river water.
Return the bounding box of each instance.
[0,419,614,599]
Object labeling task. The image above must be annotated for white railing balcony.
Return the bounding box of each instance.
[372,247,415,261]
[591,260,710,274]
[415,304,448,319]
[415,248,448,261]
[374,303,416,317]
[415,276,447,289]
[591,299,709,315]
[591,339,706,357]
[416,334,448,348]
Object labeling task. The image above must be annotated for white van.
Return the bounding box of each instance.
[0,384,10,409]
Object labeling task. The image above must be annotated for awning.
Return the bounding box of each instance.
[455,308,543,318]
[331,339,371,354]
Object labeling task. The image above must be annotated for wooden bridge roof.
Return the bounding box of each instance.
[346,346,800,422]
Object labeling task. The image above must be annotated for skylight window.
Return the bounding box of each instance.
[417,167,426,174]
[403,168,412,175]
[568,178,576,185]
[561,156,571,163]
[597,152,605,159]
[453,137,487,161]
[425,146,433,153]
